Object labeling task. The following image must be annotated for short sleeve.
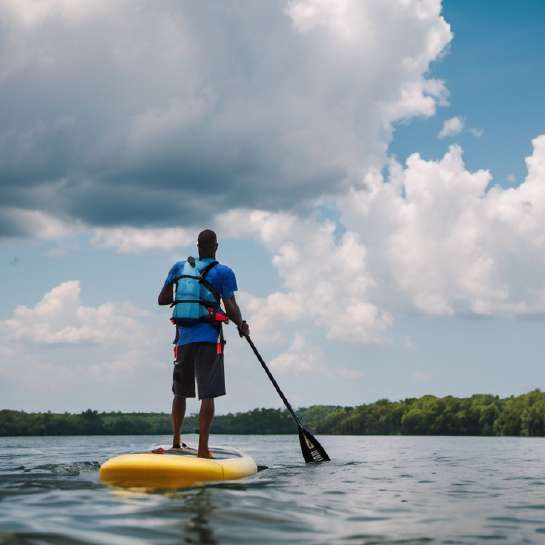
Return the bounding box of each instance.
[163,262,182,288]
[220,267,238,299]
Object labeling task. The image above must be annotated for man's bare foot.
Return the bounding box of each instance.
[197,450,214,459]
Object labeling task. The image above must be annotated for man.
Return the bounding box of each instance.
[158,229,249,458]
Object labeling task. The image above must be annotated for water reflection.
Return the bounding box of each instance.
[181,489,217,545]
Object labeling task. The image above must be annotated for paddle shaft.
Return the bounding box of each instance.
[243,335,303,429]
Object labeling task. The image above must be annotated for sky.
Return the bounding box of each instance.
[1,0,545,414]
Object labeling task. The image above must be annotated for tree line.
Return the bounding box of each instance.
[3,390,545,437]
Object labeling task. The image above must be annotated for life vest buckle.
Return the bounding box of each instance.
[208,307,229,324]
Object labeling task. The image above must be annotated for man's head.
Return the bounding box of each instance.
[197,229,218,259]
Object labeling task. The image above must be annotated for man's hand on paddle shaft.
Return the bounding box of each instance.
[237,320,250,337]
[223,295,250,337]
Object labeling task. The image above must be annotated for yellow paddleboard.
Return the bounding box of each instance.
[99,445,257,489]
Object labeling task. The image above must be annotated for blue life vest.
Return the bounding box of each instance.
[171,258,221,326]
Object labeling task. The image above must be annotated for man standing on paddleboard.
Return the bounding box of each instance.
[158,229,249,458]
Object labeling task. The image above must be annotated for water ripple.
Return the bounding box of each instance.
[2,435,545,545]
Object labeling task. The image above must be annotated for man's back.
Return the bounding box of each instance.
[163,258,238,345]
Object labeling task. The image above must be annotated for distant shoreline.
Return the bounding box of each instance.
[3,390,545,437]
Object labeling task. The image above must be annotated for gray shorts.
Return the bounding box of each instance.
[172,342,226,400]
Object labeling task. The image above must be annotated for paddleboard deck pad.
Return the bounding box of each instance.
[99,445,257,489]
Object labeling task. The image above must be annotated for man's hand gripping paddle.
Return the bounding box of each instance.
[241,333,330,463]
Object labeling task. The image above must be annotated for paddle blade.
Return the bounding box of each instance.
[298,427,330,463]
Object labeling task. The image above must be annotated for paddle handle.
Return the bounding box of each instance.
[243,335,303,429]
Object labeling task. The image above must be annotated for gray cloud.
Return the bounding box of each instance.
[0,212,27,238]
[0,0,451,237]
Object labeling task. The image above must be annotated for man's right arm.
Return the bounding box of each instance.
[223,295,249,336]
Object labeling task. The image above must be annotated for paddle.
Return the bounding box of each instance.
[242,334,330,463]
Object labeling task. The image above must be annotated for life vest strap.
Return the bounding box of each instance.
[170,299,218,308]
[171,302,228,324]
[173,261,221,304]
[199,260,219,278]
[216,324,225,354]
[170,260,224,340]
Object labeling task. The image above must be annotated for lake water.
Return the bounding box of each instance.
[1,435,545,545]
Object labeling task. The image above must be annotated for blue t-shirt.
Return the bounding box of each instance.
[163,258,237,345]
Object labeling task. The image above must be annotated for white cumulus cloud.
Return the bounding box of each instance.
[342,134,545,317]
[269,333,364,378]
[0,208,75,240]
[218,209,392,343]
[270,334,318,374]
[91,227,194,253]
[438,116,464,139]
[2,281,144,344]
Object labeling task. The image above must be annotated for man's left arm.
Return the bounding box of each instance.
[158,264,177,305]
[158,284,173,306]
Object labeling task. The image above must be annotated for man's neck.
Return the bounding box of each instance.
[198,254,216,260]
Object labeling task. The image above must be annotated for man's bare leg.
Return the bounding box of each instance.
[198,398,214,458]
[172,397,186,448]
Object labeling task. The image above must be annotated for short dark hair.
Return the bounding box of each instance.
[197,229,217,256]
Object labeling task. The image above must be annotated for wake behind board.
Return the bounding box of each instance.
[99,445,257,489]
